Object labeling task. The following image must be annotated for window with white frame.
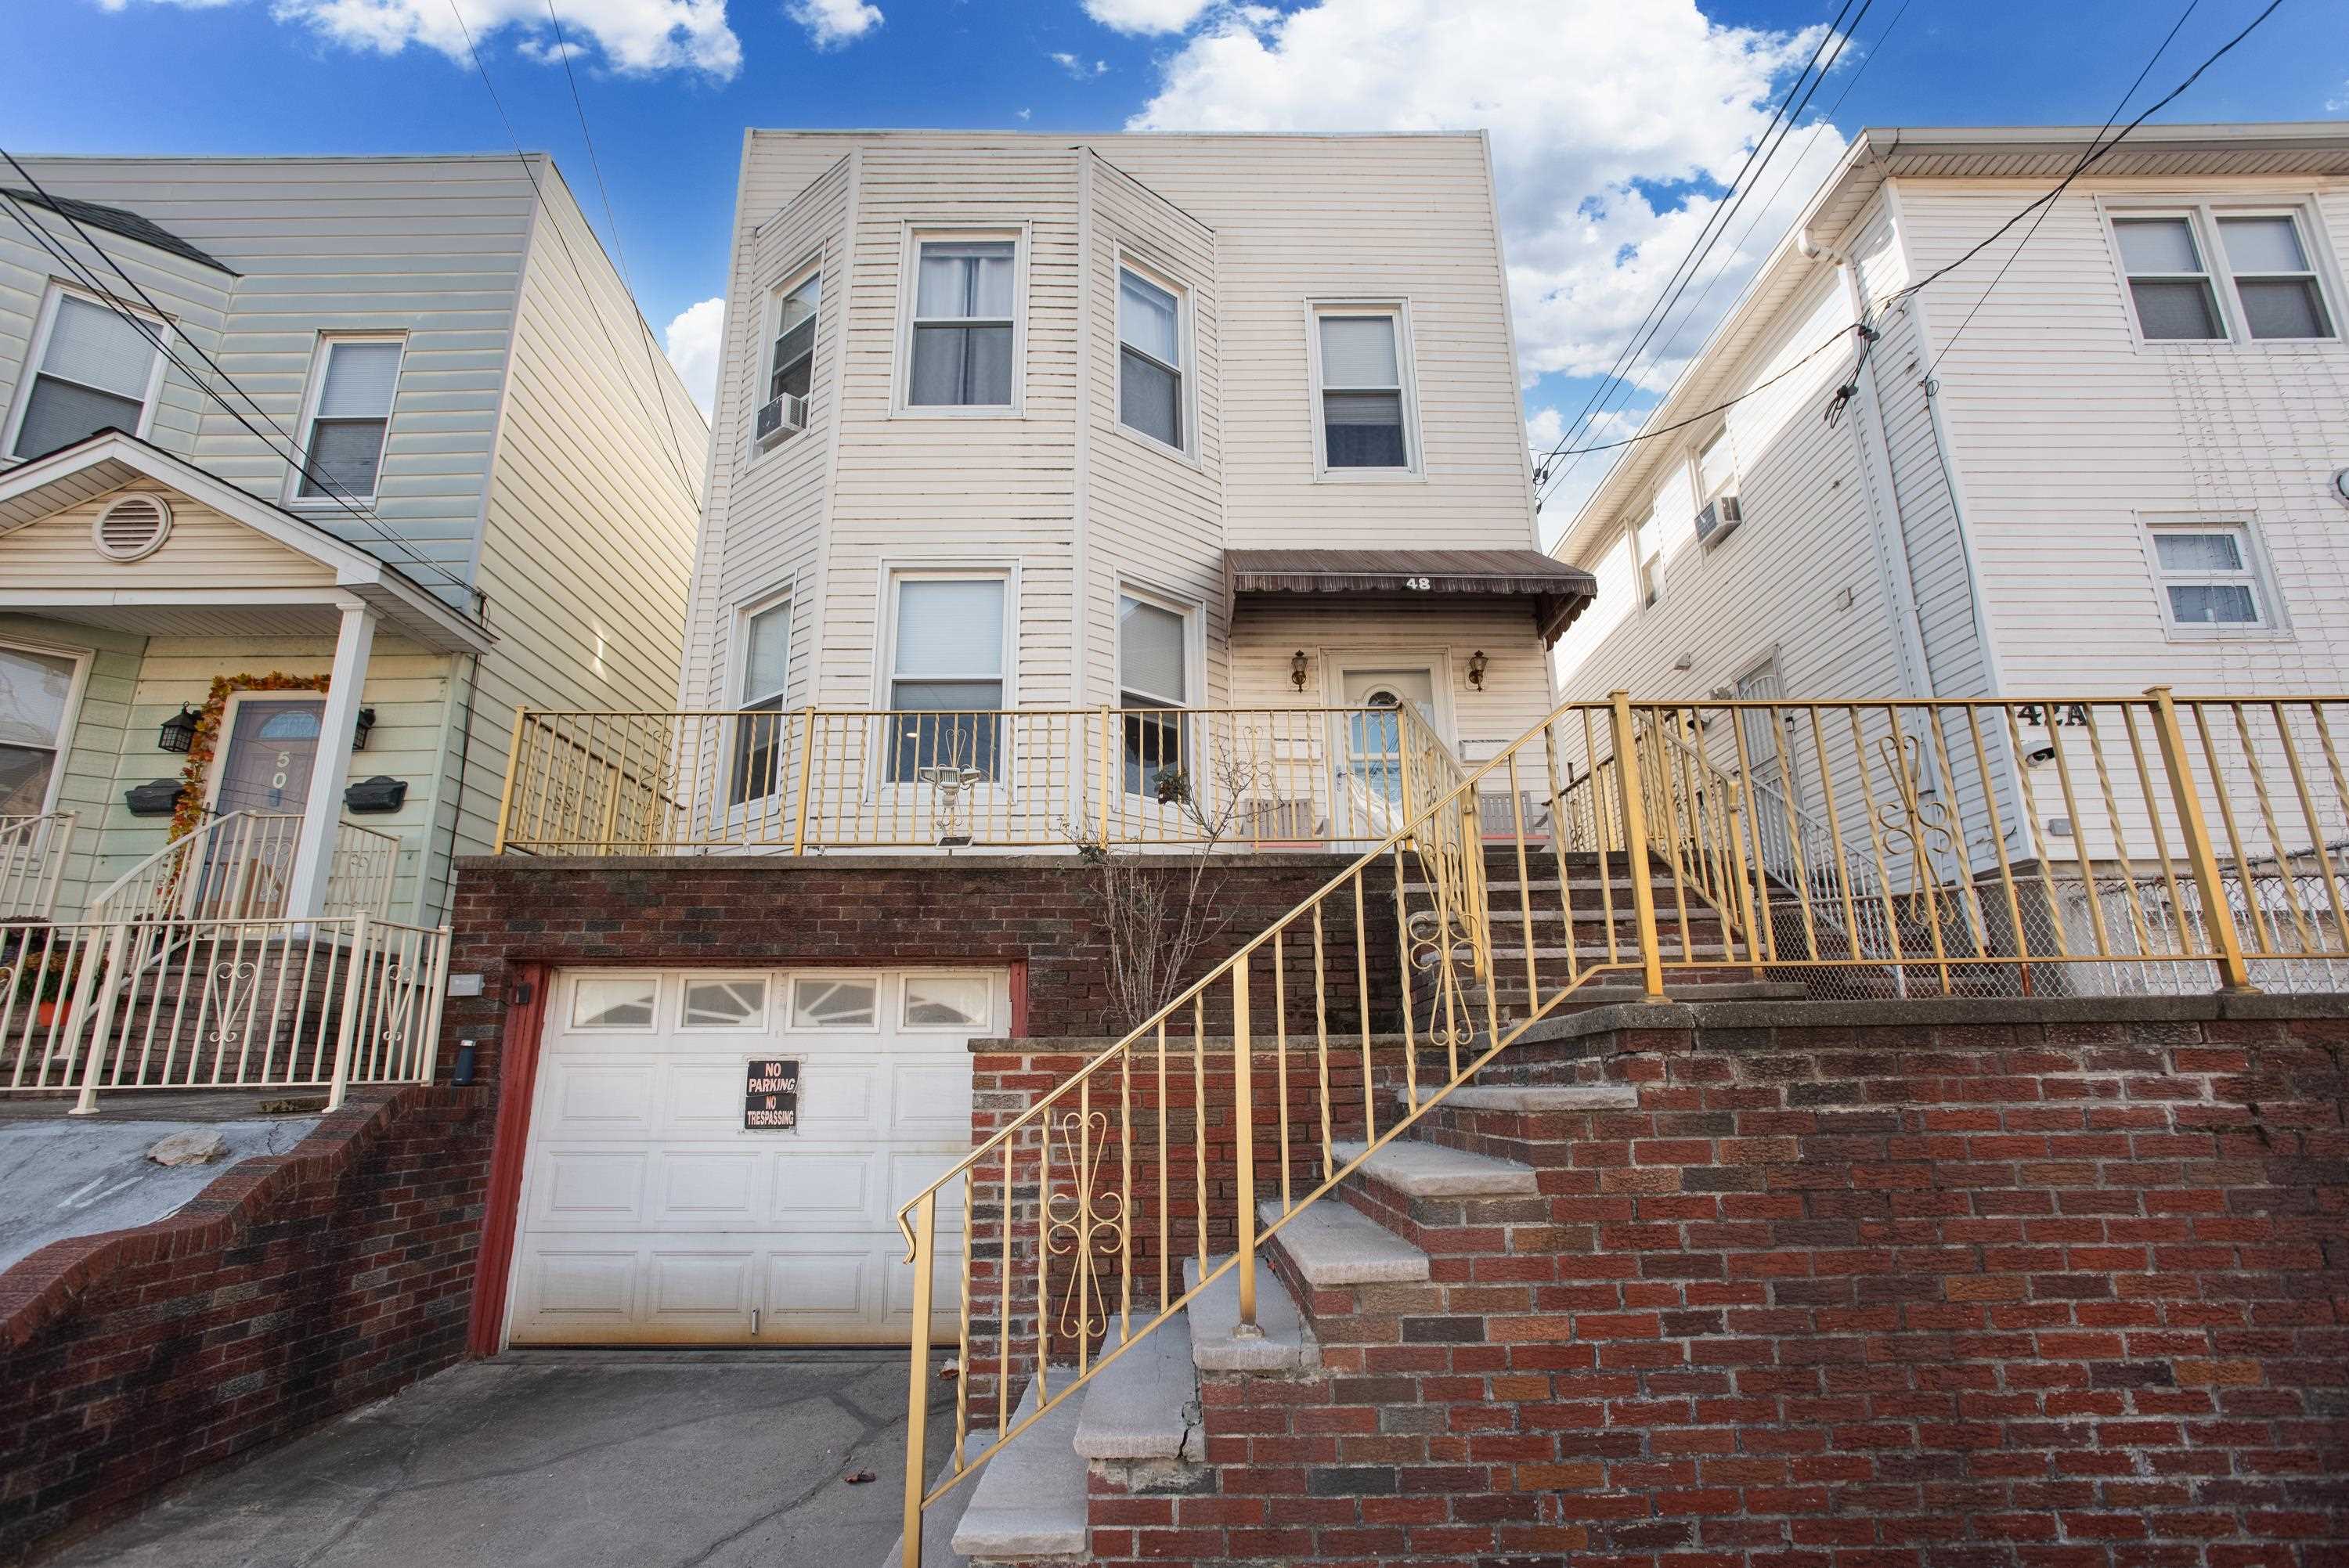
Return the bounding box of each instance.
[1118,592,1190,795]
[1691,427,1741,546]
[1118,267,1185,450]
[883,573,1006,781]
[2114,206,2339,344]
[9,289,162,460]
[731,596,790,803]
[294,337,402,502]
[2148,522,2271,630]
[2215,214,2335,340]
[768,272,821,405]
[908,240,1016,407]
[1630,502,1664,610]
[0,643,81,816]
[1314,308,1411,470]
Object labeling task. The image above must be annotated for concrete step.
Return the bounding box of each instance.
[1437,1084,1639,1112]
[875,1433,987,1568]
[1183,1254,1317,1374]
[1329,1138,1537,1199]
[1260,1197,1429,1287]
[1073,1317,1201,1464]
[951,1374,1089,1563]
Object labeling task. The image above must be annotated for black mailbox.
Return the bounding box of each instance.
[343,775,408,814]
[124,779,185,817]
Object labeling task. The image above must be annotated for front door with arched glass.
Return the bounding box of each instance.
[1338,666,1438,836]
[198,697,325,915]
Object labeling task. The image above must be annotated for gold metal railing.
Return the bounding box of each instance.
[889,687,2349,1563]
[491,705,1526,853]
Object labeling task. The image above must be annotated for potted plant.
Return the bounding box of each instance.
[10,944,81,1029]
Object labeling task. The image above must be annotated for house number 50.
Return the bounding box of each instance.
[272,749,294,789]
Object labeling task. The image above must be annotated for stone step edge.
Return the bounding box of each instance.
[950,1373,1089,1562]
[1073,1316,1202,1463]
[1258,1195,1431,1286]
[1329,1137,1539,1199]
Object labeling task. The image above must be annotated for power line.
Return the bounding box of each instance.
[442,0,705,516]
[1530,0,1867,496]
[0,151,477,599]
[540,0,696,491]
[1882,0,2284,316]
[1543,0,2290,486]
[1539,0,1915,507]
[1925,0,2203,377]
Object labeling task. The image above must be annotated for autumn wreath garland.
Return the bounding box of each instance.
[165,672,333,841]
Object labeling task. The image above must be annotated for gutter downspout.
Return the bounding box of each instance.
[1799,227,1936,701]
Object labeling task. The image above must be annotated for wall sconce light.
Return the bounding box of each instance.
[352,706,377,752]
[157,705,200,754]
[1290,650,1310,692]
[1466,650,1488,690]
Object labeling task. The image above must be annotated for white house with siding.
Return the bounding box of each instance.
[0,155,706,933]
[1553,120,2349,719]
[646,128,1586,856]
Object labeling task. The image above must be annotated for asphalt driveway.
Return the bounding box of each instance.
[49,1350,957,1568]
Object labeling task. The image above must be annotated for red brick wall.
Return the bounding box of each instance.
[0,1087,492,1562]
[440,854,1392,1083]
[988,1004,2349,1567]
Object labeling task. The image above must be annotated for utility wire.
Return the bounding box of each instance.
[1540,0,2289,478]
[1535,0,1871,507]
[1925,0,2203,377]
[1539,0,1914,508]
[540,0,697,491]
[1883,0,2284,315]
[0,152,476,599]
[443,0,705,516]
[1530,0,1864,493]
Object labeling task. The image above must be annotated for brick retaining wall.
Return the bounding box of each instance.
[440,853,1394,1083]
[0,1087,493,1562]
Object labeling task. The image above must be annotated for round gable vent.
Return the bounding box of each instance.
[92,494,172,562]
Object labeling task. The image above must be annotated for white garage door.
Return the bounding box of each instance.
[505,968,990,1346]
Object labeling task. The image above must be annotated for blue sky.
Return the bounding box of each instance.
[9,0,2340,520]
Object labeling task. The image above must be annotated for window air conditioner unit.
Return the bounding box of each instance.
[755,392,808,449]
[1694,492,1743,547]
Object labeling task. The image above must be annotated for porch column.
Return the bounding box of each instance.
[286,602,377,920]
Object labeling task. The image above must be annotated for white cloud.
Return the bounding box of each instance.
[786,0,881,48]
[662,297,726,417]
[1049,51,1110,77]
[93,0,742,77]
[1016,106,1034,121]
[1129,0,1853,392]
[1083,0,1215,34]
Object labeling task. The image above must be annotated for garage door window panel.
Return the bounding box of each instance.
[573,975,659,1029]
[680,976,768,1029]
[903,972,990,1029]
[791,975,879,1030]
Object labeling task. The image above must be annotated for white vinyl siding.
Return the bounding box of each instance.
[8,289,164,460]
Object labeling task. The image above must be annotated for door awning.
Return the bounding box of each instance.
[1224,548,1597,647]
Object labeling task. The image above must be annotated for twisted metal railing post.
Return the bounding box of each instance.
[1608,693,1667,1000]
[900,1188,936,1568]
[1229,956,1261,1338]
[2145,687,2254,992]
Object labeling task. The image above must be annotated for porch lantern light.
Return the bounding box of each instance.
[1466,650,1488,690]
[157,705,201,754]
[352,707,377,752]
[1290,650,1310,692]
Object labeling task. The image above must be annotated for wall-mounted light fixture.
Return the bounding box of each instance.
[352,706,377,752]
[157,705,200,754]
[1290,651,1310,692]
[1466,650,1488,690]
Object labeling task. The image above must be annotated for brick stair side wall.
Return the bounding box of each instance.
[0,1086,494,1563]
[1084,1010,2349,1566]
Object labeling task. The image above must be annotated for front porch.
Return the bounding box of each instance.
[0,432,481,1110]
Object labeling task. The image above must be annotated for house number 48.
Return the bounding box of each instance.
[1404,575,1431,590]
